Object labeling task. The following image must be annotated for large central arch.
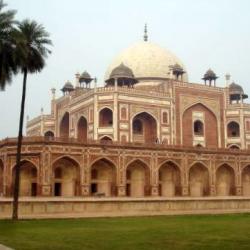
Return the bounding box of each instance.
[189,163,209,197]
[52,157,80,197]
[182,103,218,148]
[216,164,235,196]
[59,112,69,138]
[126,160,150,197]
[90,158,116,197]
[159,161,181,197]
[132,112,157,143]
[12,160,38,197]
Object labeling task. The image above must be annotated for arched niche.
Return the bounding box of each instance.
[228,144,240,149]
[216,164,235,196]
[99,108,113,127]
[77,116,87,141]
[242,165,250,196]
[52,157,80,197]
[132,112,157,143]
[44,131,54,138]
[59,112,69,138]
[189,163,209,197]
[12,161,38,197]
[90,158,116,197]
[159,161,181,197]
[193,120,204,136]
[126,160,150,197]
[227,121,240,137]
[100,136,112,143]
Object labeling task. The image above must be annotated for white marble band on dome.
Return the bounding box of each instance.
[105,41,188,83]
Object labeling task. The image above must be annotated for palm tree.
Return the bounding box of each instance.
[12,19,52,220]
[0,0,17,89]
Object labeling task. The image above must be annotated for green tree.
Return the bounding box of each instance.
[0,0,17,89]
[12,19,52,220]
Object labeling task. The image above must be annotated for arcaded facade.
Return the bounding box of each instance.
[1,30,250,199]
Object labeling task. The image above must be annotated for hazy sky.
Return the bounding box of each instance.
[1,0,250,138]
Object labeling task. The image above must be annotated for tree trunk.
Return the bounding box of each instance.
[12,67,28,220]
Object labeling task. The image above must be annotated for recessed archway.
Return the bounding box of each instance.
[228,144,240,149]
[182,103,218,148]
[216,164,235,196]
[159,161,181,197]
[99,108,113,127]
[132,112,157,143]
[126,160,150,197]
[0,160,3,196]
[90,158,116,197]
[52,157,80,197]
[12,161,38,197]
[189,163,209,197]
[44,131,54,138]
[77,116,87,141]
[60,112,69,138]
[227,121,240,137]
[242,165,250,196]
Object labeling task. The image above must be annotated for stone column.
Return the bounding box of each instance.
[210,186,216,196]
[151,185,159,196]
[93,91,98,140]
[81,150,90,196]
[182,186,189,196]
[181,153,189,196]
[113,78,118,141]
[117,186,126,196]
[240,104,245,149]
[151,153,159,196]
[210,157,216,196]
[117,152,126,196]
[40,149,52,196]
[236,186,242,196]
[81,185,90,196]
[5,156,13,197]
[235,157,242,196]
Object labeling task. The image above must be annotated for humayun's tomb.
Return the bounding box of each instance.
[1,27,250,218]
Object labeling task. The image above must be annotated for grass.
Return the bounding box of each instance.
[0,214,250,250]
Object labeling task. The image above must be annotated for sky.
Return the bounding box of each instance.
[1,0,250,138]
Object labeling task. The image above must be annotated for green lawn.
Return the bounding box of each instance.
[0,214,250,250]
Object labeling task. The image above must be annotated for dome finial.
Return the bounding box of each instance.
[143,23,148,42]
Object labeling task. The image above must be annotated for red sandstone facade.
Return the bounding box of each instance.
[1,39,250,200]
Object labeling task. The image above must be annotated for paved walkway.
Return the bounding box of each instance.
[0,244,13,250]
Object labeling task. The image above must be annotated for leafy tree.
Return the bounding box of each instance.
[12,19,52,220]
[0,0,17,89]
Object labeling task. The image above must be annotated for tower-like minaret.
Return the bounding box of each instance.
[143,23,148,42]
[225,73,231,87]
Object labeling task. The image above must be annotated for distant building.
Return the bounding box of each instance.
[1,27,250,201]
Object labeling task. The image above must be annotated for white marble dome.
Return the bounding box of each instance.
[105,41,188,82]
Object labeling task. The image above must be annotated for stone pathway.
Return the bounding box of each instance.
[0,244,13,250]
